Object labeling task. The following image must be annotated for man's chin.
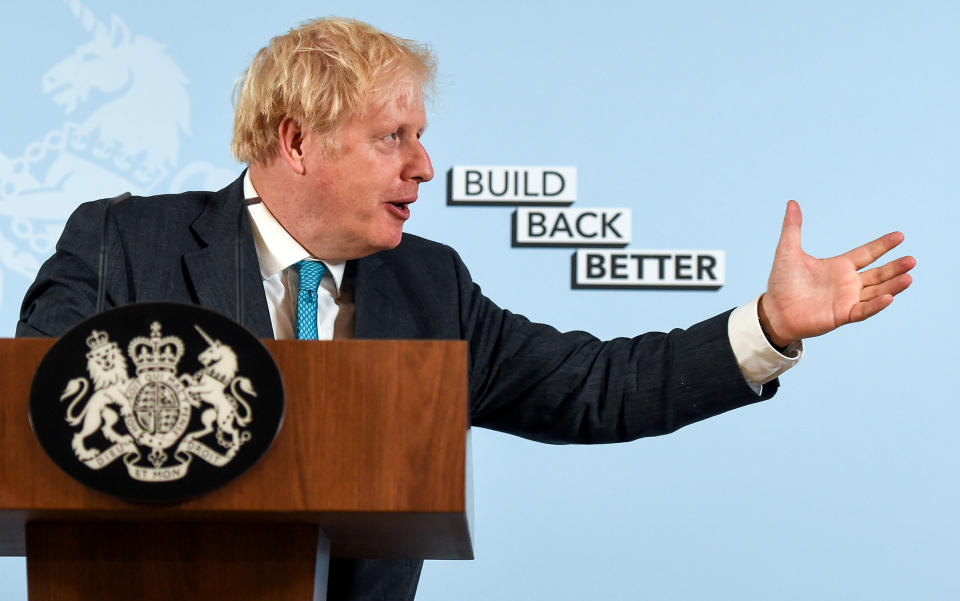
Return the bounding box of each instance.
[380,229,405,251]
[345,231,404,260]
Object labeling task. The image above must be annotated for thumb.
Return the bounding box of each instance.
[777,200,803,252]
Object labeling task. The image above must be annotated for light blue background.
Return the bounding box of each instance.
[0,1,953,599]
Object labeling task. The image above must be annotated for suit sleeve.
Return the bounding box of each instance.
[451,248,777,444]
[17,198,128,338]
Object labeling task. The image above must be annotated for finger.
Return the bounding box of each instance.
[842,231,905,270]
[777,200,803,251]
[848,294,894,324]
[858,255,916,287]
[859,273,913,302]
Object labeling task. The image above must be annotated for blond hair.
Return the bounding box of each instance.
[231,18,435,164]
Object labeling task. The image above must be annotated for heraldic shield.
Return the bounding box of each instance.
[29,303,285,503]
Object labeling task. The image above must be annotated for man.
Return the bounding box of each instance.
[17,17,915,601]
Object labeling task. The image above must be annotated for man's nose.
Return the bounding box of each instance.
[404,141,434,183]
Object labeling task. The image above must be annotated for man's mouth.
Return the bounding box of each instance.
[386,201,412,220]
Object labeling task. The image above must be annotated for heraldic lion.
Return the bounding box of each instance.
[60,331,133,461]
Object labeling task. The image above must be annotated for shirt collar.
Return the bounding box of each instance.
[244,170,346,293]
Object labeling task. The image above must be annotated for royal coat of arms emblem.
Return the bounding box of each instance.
[30,303,284,502]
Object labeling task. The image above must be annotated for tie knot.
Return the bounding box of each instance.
[296,260,326,292]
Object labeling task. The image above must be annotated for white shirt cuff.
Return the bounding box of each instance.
[728,296,803,395]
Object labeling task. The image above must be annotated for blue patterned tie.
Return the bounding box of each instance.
[295,260,326,340]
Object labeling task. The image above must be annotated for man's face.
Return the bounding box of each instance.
[280,92,433,261]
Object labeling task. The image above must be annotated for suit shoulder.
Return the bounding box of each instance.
[111,188,223,221]
[63,190,211,223]
[392,233,460,259]
[62,176,243,235]
[362,233,468,283]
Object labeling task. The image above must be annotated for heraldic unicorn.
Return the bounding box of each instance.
[59,321,257,483]
[0,0,235,316]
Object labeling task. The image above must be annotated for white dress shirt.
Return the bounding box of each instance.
[244,173,351,341]
[728,297,802,393]
[243,171,799,391]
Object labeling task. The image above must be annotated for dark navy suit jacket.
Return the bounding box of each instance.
[18,175,776,600]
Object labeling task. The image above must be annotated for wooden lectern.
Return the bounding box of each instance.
[0,338,473,601]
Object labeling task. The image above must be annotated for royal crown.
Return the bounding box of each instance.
[128,321,184,374]
[85,329,112,351]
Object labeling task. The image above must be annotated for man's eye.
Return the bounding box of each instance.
[383,132,398,142]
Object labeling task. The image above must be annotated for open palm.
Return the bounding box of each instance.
[759,201,915,348]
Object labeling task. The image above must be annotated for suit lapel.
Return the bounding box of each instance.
[182,175,274,339]
[354,252,402,339]
[180,178,424,341]
[354,243,440,340]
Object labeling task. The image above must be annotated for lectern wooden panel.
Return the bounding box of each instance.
[0,338,473,600]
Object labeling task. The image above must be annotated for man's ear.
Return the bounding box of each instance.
[277,116,306,174]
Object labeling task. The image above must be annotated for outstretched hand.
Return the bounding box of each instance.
[758,200,915,348]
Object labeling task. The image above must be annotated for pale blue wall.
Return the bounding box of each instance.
[1,1,954,599]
